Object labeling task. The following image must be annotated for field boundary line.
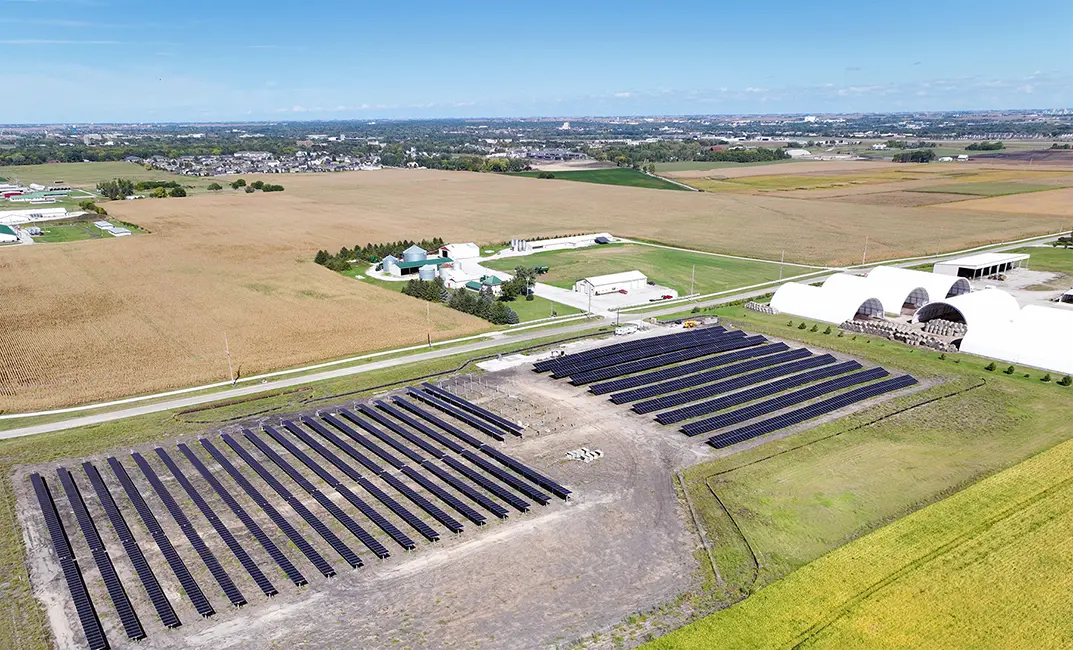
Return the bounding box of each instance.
[677,471,724,587]
[618,238,831,270]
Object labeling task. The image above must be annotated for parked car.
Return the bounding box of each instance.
[662,294,673,300]
[618,289,628,294]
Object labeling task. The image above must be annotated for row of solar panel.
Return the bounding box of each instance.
[532,326,726,373]
[30,387,562,649]
[590,339,780,395]
[680,367,889,436]
[570,332,764,386]
[544,327,730,379]
[707,375,919,448]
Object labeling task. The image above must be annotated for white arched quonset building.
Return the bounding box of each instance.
[915,289,1073,376]
[770,281,885,325]
[771,265,970,325]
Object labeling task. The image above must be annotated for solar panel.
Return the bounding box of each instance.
[300,416,384,474]
[569,334,766,386]
[176,444,306,587]
[589,338,779,395]
[197,439,336,578]
[339,408,428,464]
[420,461,509,519]
[278,419,439,543]
[550,328,734,379]
[131,452,247,607]
[400,465,486,526]
[372,400,466,453]
[356,403,449,458]
[82,462,181,627]
[708,374,918,448]
[30,473,110,650]
[681,367,889,436]
[263,424,416,550]
[107,456,216,617]
[479,446,572,500]
[533,326,727,372]
[628,349,822,413]
[245,429,390,559]
[220,434,364,568]
[300,416,462,534]
[155,448,279,597]
[656,360,862,425]
[321,412,407,467]
[56,468,146,639]
[389,397,559,504]
[420,383,524,435]
[404,388,508,441]
[441,455,530,512]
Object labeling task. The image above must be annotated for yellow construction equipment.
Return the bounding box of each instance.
[683,320,698,328]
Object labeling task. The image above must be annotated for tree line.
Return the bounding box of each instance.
[966,142,1005,151]
[314,238,447,272]
[399,267,540,326]
[892,150,937,163]
[584,141,789,168]
[96,177,187,198]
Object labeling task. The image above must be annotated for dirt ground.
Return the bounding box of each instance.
[934,186,1073,218]
[16,325,926,650]
[660,160,905,179]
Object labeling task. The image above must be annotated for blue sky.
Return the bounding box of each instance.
[1,0,1071,123]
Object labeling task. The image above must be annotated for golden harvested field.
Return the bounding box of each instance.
[662,160,904,179]
[936,185,1073,218]
[1,166,1069,412]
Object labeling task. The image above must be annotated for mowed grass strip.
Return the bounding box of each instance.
[508,168,688,190]
[647,435,1073,650]
[912,181,1064,196]
[482,244,786,295]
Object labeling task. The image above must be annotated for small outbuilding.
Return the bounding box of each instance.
[465,275,503,295]
[933,253,1029,279]
[0,224,18,243]
[440,242,480,260]
[573,270,648,297]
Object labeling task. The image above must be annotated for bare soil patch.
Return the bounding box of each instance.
[932,186,1073,218]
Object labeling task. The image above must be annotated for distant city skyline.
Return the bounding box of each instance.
[1,0,1071,123]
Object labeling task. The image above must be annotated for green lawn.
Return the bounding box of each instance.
[508,168,688,191]
[483,243,787,296]
[912,181,1063,196]
[653,159,800,172]
[28,219,144,243]
[633,306,1073,647]
[1013,245,1073,275]
[0,161,222,197]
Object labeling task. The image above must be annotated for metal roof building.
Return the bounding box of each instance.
[913,288,1021,328]
[573,270,648,297]
[863,266,971,315]
[0,224,18,243]
[933,253,1030,278]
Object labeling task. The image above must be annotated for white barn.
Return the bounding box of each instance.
[770,281,885,325]
[573,270,648,297]
[440,242,480,260]
[933,253,1029,279]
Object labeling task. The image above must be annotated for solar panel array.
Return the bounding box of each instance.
[708,375,919,448]
[27,383,567,649]
[536,326,918,451]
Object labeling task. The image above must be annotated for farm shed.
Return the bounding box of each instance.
[933,253,1029,278]
[770,281,885,325]
[913,288,1021,328]
[440,242,480,260]
[573,270,648,297]
[959,303,1073,376]
[0,224,18,243]
[863,266,971,315]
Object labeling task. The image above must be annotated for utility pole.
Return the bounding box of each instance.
[224,331,235,385]
[690,264,695,299]
[779,250,785,280]
[425,301,432,348]
[862,236,869,266]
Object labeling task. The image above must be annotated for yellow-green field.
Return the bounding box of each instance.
[648,435,1073,649]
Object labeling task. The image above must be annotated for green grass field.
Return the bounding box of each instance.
[509,168,688,191]
[483,244,788,296]
[28,219,144,243]
[0,161,225,197]
[1013,245,1073,275]
[631,307,1073,648]
[653,159,800,172]
[912,181,1061,196]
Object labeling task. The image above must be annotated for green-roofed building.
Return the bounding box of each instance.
[0,224,19,243]
[464,275,503,295]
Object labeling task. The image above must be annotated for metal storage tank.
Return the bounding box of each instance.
[402,245,427,263]
[418,264,437,281]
